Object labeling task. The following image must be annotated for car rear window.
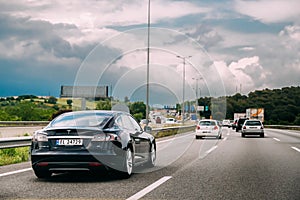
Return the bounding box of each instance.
[245,121,261,126]
[199,121,216,126]
[50,112,112,127]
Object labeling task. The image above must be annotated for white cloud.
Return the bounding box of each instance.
[234,0,300,23]
[2,0,207,47]
[212,56,269,95]
[239,46,255,51]
[279,25,300,42]
[6,0,206,28]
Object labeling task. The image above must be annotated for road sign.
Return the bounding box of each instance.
[197,106,204,111]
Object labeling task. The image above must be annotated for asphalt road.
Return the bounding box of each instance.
[0,128,299,199]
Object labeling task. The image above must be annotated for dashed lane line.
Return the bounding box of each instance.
[206,145,218,154]
[0,168,32,178]
[126,176,172,200]
[291,146,300,153]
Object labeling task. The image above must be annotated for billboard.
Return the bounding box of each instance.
[60,86,108,98]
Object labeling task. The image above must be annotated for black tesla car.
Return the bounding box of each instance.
[30,110,156,179]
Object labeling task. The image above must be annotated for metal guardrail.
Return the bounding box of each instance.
[1,124,299,149]
[150,125,196,137]
[265,125,300,131]
[0,136,32,149]
[0,121,49,127]
[0,125,196,149]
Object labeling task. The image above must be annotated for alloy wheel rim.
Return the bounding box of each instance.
[151,145,156,165]
[126,149,133,175]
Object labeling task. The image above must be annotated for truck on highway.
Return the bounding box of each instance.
[246,108,264,122]
[234,113,246,120]
[232,113,246,129]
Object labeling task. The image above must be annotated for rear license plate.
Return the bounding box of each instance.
[203,131,211,133]
[56,139,83,146]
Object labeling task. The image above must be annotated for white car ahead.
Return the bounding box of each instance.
[241,120,264,138]
[195,119,222,139]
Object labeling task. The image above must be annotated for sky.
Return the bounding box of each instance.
[0,0,299,106]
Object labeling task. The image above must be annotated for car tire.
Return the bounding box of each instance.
[236,128,239,132]
[119,148,133,179]
[146,143,156,167]
[260,133,264,138]
[33,170,52,179]
[218,135,222,139]
[241,133,245,137]
[195,135,199,139]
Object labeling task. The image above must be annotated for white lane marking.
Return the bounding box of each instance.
[273,137,280,142]
[0,168,32,178]
[291,146,300,153]
[205,145,218,154]
[126,176,172,200]
[227,133,230,136]
[223,137,228,141]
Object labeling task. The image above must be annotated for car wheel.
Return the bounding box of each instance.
[236,128,239,132]
[119,148,133,179]
[241,133,245,137]
[33,169,52,179]
[146,143,156,167]
[260,133,264,138]
[195,135,199,139]
[218,134,222,139]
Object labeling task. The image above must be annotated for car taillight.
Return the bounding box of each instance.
[92,134,120,142]
[89,162,102,167]
[37,162,48,167]
[214,126,218,130]
[243,126,246,129]
[261,126,264,129]
[196,125,200,130]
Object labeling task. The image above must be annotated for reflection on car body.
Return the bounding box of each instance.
[30,110,156,179]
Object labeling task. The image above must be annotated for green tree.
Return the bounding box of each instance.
[47,96,57,104]
[129,101,146,119]
[133,113,144,122]
[66,99,73,108]
[96,100,111,110]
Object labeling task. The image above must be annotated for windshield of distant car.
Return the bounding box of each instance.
[245,121,262,126]
[199,121,216,126]
[49,112,112,127]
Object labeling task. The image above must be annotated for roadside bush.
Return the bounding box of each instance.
[0,147,30,166]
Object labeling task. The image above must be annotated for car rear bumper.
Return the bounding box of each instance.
[31,150,125,172]
[241,129,264,135]
[195,130,220,137]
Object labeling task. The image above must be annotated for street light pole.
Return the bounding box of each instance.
[177,55,192,124]
[192,77,203,120]
[146,0,150,126]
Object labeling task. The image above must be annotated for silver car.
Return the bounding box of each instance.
[195,119,222,139]
[241,120,264,138]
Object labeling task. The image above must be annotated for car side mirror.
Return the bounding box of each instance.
[144,125,152,133]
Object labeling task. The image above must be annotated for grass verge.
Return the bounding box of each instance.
[0,147,30,166]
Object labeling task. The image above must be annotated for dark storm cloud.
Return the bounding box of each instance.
[0,13,121,96]
[0,14,94,60]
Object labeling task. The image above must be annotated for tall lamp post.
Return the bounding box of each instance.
[177,55,192,124]
[146,0,150,126]
[192,77,203,120]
